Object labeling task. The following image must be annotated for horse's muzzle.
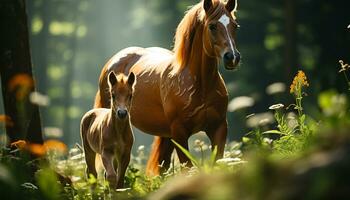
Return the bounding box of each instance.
[117,109,128,119]
[223,51,240,70]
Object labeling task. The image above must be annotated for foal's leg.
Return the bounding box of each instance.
[116,149,131,188]
[83,141,97,179]
[170,121,191,168]
[207,120,228,160]
[101,149,117,189]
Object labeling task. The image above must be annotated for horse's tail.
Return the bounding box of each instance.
[146,136,174,176]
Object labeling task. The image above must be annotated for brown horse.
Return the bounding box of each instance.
[94,0,240,175]
[81,72,136,188]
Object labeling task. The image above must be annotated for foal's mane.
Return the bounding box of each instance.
[173,0,234,71]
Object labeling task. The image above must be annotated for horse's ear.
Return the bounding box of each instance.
[127,72,136,88]
[226,0,237,12]
[203,0,213,13]
[108,71,117,87]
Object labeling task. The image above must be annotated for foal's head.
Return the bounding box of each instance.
[107,72,136,119]
[202,0,240,70]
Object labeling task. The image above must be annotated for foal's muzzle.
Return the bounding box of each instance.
[223,51,241,70]
[117,109,128,119]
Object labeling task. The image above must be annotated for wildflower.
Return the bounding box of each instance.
[338,60,349,73]
[28,143,46,156]
[29,91,50,106]
[137,145,145,152]
[10,140,27,150]
[44,139,67,154]
[8,74,34,100]
[0,115,14,127]
[290,70,309,94]
[268,103,284,110]
[266,82,286,95]
[228,96,255,112]
[44,127,63,138]
[246,112,274,128]
[216,157,241,164]
[194,139,208,152]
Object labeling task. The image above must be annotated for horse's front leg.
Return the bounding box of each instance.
[116,148,131,189]
[207,120,228,160]
[101,149,117,189]
[170,121,191,168]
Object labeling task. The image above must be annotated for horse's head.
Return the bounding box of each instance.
[107,71,136,119]
[202,0,240,70]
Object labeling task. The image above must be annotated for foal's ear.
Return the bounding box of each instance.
[226,0,237,12]
[127,72,136,88]
[203,0,213,13]
[108,71,117,87]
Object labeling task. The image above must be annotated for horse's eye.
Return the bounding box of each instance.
[208,23,217,31]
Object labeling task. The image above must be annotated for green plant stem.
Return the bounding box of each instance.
[295,82,304,132]
[342,71,350,90]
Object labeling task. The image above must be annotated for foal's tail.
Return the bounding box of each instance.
[146,136,174,176]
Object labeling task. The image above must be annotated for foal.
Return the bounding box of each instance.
[80,72,135,189]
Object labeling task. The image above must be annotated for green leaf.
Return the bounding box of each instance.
[242,137,250,143]
[262,130,286,135]
[171,139,199,167]
[209,146,218,167]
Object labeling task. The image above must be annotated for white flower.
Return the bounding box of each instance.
[216,157,241,164]
[138,145,145,152]
[266,82,286,95]
[246,112,274,128]
[228,96,255,112]
[29,91,50,106]
[268,103,285,110]
[44,127,63,138]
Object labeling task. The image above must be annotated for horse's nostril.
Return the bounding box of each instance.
[235,52,241,63]
[224,52,234,61]
[117,110,128,118]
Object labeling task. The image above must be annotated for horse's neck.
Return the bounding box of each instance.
[186,33,220,96]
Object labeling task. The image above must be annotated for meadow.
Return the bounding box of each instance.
[1,65,350,200]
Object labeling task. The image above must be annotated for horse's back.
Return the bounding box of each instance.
[106,47,173,74]
[81,108,110,152]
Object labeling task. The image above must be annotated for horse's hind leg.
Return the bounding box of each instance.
[146,136,174,176]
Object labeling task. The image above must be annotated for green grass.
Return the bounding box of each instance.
[1,69,350,199]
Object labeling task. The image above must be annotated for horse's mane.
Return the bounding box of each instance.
[173,0,235,71]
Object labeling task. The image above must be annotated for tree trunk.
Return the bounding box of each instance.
[0,0,43,144]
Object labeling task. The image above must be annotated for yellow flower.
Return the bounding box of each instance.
[8,74,34,100]
[0,115,14,127]
[290,70,309,94]
[28,143,46,156]
[44,139,67,154]
[11,140,27,150]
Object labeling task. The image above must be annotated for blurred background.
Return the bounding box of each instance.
[1,0,349,149]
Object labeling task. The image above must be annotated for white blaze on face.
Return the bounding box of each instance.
[218,14,235,54]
